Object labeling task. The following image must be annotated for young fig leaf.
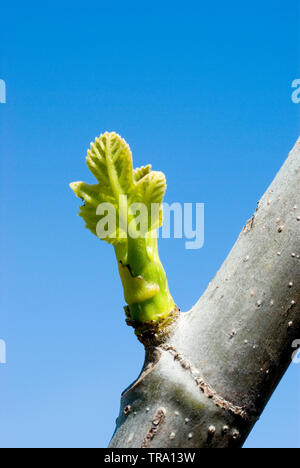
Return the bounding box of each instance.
[70,132,176,326]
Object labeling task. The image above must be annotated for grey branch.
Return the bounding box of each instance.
[109,138,300,448]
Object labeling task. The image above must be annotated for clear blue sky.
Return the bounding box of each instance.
[0,0,299,448]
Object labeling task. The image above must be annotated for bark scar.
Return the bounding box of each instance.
[141,407,166,448]
[243,214,255,233]
[160,344,249,420]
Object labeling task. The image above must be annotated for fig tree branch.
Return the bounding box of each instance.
[70,134,300,448]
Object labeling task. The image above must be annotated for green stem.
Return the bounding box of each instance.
[116,233,175,324]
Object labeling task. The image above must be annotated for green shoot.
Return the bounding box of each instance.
[70,132,176,326]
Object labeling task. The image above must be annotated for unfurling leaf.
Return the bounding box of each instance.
[70,132,175,325]
[70,132,166,244]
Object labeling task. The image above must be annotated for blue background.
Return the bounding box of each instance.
[0,0,299,448]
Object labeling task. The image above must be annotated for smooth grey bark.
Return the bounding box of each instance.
[109,138,300,448]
